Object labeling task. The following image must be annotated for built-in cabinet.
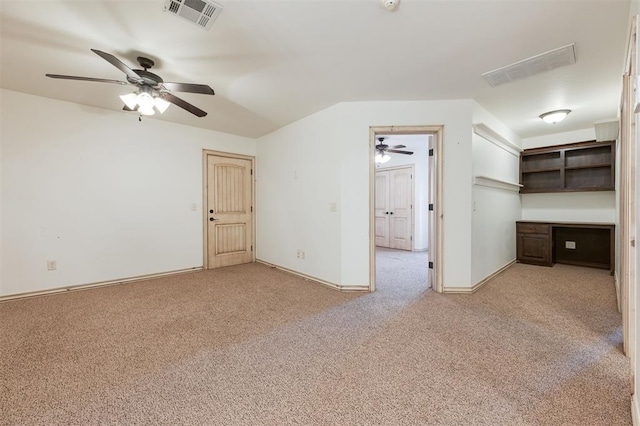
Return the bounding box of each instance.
[516,221,614,273]
[520,140,615,193]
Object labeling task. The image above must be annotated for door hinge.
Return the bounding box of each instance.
[429,149,434,157]
[251,206,253,212]
[410,236,413,241]
[428,204,434,211]
[251,168,253,175]
[428,261,434,269]
[632,238,636,248]
[251,245,253,252]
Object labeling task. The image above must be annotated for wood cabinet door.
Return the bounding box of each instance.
[517,233,551,266]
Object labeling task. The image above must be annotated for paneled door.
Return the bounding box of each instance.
[205,153,254,268]
[375,171,390,247]
[375,167,413,251]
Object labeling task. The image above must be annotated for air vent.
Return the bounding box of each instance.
[163,0,223,30]
[482,43,576,87]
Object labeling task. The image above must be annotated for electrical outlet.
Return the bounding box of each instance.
[47,260,57,271]
[297,250,305,259]
[565,241,576,249]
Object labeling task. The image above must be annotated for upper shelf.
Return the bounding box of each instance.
[519,140,615,194]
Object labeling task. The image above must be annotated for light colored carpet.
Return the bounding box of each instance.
[376,247,429,290]
[0,261,630,425]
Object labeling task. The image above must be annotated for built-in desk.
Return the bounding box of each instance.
[516,221,615,273]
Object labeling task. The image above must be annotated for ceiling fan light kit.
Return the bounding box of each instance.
[539,109,571,124]
[375,152,391,164]
[46,49,215,120]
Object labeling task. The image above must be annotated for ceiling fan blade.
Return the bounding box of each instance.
[160,92,207,117]
[387,149,414,155]
[122,104,138,112]
[91,49,142,83]
[162,82,215,95]
[46,74,129,85]
[388,144,406,149]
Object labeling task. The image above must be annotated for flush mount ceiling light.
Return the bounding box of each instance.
[539,109,571,124]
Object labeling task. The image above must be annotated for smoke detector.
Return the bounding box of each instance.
[380,0,399,11]
[164,0,223,30]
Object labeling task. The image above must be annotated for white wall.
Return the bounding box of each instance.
[375,135,430,251]
[522,127,596,149]
[520,128,617,223]
[0,89,256,297]
[471,103,522,285]
[257,100,475,289]
[521,192,616,222]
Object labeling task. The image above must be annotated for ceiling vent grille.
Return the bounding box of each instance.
[482,44,576,87]
[163,0,223,30]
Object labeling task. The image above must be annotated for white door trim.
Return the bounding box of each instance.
[202,149,256,270]
[369,126,444,293]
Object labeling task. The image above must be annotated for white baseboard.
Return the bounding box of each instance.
[442,260,516,294]
[256,259,369,292]
[0,267,203,302]
[633,393,639,426]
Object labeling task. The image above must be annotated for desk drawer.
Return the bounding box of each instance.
[517,223,549,234]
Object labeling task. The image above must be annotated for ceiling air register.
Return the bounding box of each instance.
[164,0,223,30]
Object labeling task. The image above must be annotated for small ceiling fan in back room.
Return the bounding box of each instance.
[375,137,414,164]
[46,49,215,120]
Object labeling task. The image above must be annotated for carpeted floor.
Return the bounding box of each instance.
[0,260,631,425]
[376,246,429,290]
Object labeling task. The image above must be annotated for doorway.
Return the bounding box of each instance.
[369,126,443,293]
[202,150,255,269]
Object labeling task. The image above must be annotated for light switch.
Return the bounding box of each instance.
[565,241,576,249]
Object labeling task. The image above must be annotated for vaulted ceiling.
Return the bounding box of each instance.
[0,0,631,140]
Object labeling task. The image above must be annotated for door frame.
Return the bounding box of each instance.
[369,125,444,292]
[375,164,415,250]
[202,149,256,270]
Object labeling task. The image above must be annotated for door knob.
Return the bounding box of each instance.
[209,209,214,213]
[385,212,389,215]
[390,212,394,215]
[209,217,218,221]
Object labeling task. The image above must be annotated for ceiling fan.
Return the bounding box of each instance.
[46,49,214,118]
[375,137,413,163]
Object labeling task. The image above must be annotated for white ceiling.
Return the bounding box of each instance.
[0,0,631,140]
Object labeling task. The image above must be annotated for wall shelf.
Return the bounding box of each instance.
[474,176,523,192]
[520,140,615,193]
[473,123,522,157]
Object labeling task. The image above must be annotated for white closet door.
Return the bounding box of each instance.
[389,167,413,250]
[374,171,390,247]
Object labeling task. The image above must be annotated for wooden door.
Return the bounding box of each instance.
[205,154,254,268]
[375,171,390,247]
[389,168,413,250]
